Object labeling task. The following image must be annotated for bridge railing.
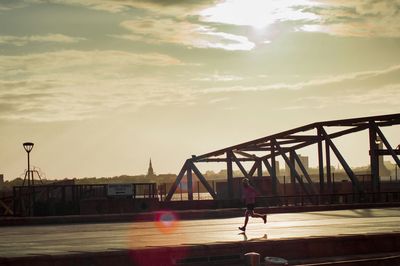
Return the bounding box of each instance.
[10,183,157,216]
[257,191,400,207]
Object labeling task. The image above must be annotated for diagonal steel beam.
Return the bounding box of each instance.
[189,161,217,199]
[261,125,366,161]
[320,127,362,193]
[292,151,317,194]
[231,152,252,179]
[273,140,314,198]
[372,122,400,167]
[280,125,368,156]
[248,160,260,177]
[165,161,188,201]
[262,158,273,177]
[261,158,279,196]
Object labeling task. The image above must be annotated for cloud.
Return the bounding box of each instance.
[0,34,86,46]
[193,73,243,82]
[282,83,400,111]
[340,84,400,106]
[22,0,217,14]
[299,0,400,37]
[0,80,89,121]
[208,97,229,104]
[197,0,400,38]
[115,18,255,51]
[0,50,191,122]
[0,50,184,77]
[0,77,195,122]
[201,64,400,93]
[5,1,399,39]
[199,0,319,29]
[0,1,27,10]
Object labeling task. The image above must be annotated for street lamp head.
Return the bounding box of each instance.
[23,142,34,153]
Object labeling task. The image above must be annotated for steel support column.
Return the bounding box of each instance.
[317,127,325,193]
[290,150,297,194]
[271,145,277,195]
[369,124,379,192]
[227,151,234,200]
[257,159,263,178]
[325,138,332,192]
[187,166,193,201]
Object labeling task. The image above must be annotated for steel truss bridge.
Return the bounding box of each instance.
[166,113,400,202]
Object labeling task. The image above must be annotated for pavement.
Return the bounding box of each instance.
[2,207,400,256]
[2,204,400,265]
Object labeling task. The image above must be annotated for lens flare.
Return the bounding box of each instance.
[155,210,179,234]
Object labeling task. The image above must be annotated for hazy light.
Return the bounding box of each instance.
[200,0,320,29]
[300,24,329,34]
[155,211,179,234]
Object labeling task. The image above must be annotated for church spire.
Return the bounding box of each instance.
[147,158,155,177]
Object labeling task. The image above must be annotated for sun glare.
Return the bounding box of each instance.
[200,0,320,29]
[155,211,179,234]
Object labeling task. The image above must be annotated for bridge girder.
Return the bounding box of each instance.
[165,113,400,201]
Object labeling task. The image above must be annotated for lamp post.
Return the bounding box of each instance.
[23,142,35,216]
[23,142,34,187]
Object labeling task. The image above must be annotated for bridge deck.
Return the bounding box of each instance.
[1,207,400,258]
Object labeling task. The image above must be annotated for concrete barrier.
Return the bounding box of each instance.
[1,233,400,266]
[244,252,260,266]
[2,202,400,227]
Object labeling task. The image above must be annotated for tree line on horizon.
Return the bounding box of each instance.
[1,160,398,192]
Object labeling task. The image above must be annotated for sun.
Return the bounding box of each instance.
[200,0,320,30]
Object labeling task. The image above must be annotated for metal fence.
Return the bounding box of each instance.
[257,191,400,207]
[11,183,157,216]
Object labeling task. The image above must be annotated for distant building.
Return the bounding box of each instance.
[275,161,280,177]
[0,174,4,191]
[266,161,280,176]
[377,137,390,176]
[146,158,156,178]
[284,154,309,177]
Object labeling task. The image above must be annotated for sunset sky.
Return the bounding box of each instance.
[1,0,400,181]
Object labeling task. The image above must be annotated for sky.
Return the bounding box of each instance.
[1,0,400,181]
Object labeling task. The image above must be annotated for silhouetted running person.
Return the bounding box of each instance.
[239,178,266,232]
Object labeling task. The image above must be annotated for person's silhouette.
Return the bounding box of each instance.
[238,178,267,232]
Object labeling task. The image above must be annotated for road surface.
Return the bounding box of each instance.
[2,208,400,258]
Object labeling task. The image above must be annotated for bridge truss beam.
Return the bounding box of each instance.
[166,113,400,201]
